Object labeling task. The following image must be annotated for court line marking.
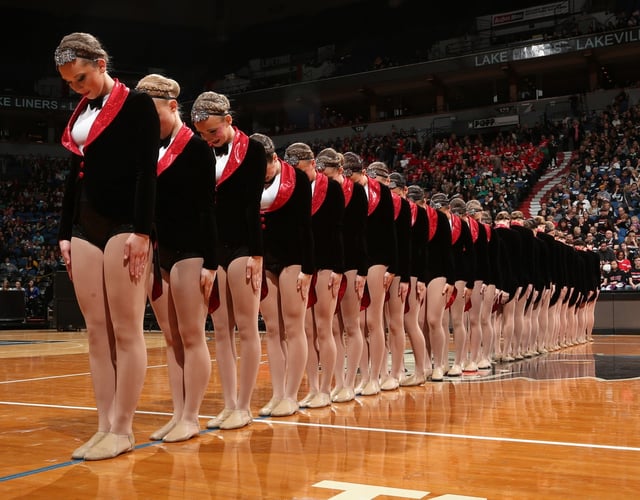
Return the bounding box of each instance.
[0,364,169,384]
[258,419,640,453]
[1,400,638,453]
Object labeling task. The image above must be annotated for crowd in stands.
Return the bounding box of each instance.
[2,90,639,326]
[0,153,69,318]
[531,89,640,291]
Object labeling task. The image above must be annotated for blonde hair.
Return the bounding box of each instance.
[54,32,109,67]
[250,133,275,156]
[135,74,180,99]
[191,91,231,122]
[533,215,546,225]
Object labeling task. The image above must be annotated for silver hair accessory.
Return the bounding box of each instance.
[54,48,77,66]
[191,109,210,123]
[316,158,338,171]
[283,153,300,167]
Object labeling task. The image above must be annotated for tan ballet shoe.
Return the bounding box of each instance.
[430,367,444,382]
[399,373,426,387]
[71,431,108,460]
[83,432,135,461]
[463,361,478,373]
[297,393,316,408]
[150,419,177,441]
[360,379,380,396]
[331,387,355,403]
[219,410,252,430]
[270,398,299,417]
[258,397,280,417]
[447,364,462,376]
[163,421,200,443]
[207,408,234,429]
[380,377,399,391]
[306,392,331,408]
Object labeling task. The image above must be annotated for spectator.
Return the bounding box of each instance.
[601,260,631,291]
[0,257,18,280]
[616,249,632,272]
[25,279,42,317]
[629,256,640,290]
[597,241,616,262]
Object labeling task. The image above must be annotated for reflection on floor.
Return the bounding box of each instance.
[430,341,640,382]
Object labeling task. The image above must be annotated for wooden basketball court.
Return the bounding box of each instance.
[1,329,639,499]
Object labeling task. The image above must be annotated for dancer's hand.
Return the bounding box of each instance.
[416,281,426,303]
[383,271,395,292]
[246,256,263,293]
[399,281,409,302]
[329,272,342,297]
[201,268,216,302]
[297,272,312,302]
[59,240,72,281]
[355,275,366,300]
[124,233,150,279]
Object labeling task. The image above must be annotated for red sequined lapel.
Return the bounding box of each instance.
[157,125,193,176]
[217,127,249,187]
[61,80,129,156]
[311,172,328,215]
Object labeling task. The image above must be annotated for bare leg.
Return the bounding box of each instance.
[332,270,363,401]
[426,277,448,380]
[512,287,529,358]
[361,265,386,395]
[260,270,286,411]
[70,237,115,433]
[501,295,517,360]
[168,259,211,427]
[302,306,320,402]
[402,276,428,383]
[308,269,338,403]
[466,280,483,370]
[210,266,238,412]
[149,268,182,439]
[226,256,261,412]
[449,280,468,375]
[102,233,149,435]
[479,284,496,367]
[383,276,405,386]
[270,265,308,416]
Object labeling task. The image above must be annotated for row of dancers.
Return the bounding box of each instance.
[53,32,601,461]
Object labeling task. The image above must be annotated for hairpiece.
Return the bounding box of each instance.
[135,85,177,99]
[191,109,211,123]
[283,153,312,166]
[316,158,339,171]
[54,48,77,66]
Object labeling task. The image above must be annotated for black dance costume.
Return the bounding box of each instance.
[310,173,345,274]
[59,80,159,248]
[261,160,314,276]
[341,178,368,276]
[390,193,412,284]
[424,205,455,285]
[155,125,218,273]
[213,128,266,268]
